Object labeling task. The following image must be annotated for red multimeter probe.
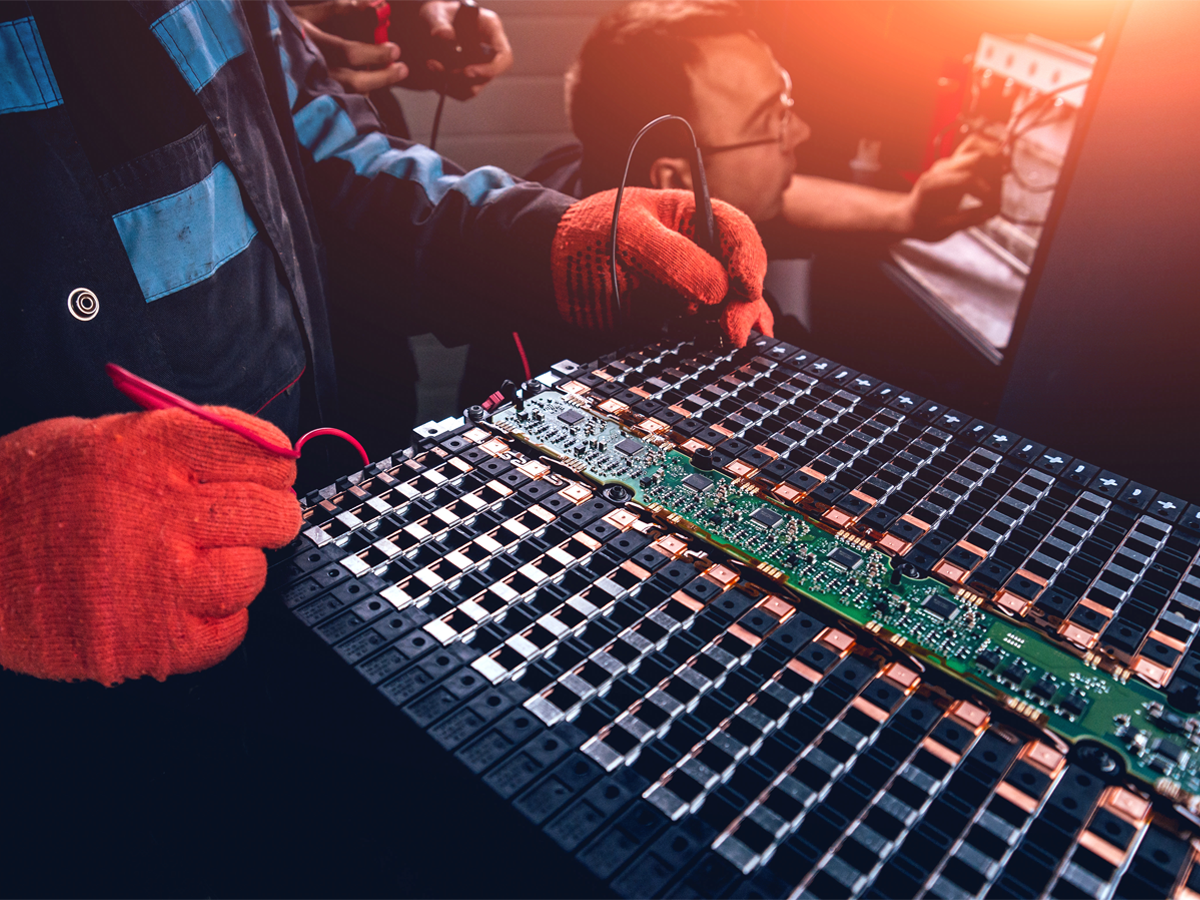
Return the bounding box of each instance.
[106,364,370,466]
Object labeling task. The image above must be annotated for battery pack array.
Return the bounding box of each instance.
[268,336,1200,898]
[549,336,1200,700]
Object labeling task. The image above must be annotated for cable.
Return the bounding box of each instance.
[429,78,448,151]
[295,427,370,466]
[610,114,714,323]
[928,77,1090,216]
[425,0,492,152]
[107,363,371,466]
[927,115,975,161]
[511,331,531,382]
[1002,100,1073,196]
[1001,78,1090,152]
[996,82,1087,199]
[108,363,301,458]
[1009,102,1069,144]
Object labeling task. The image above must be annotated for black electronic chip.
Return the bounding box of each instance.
[682,473,713,493]
[922,593,957,620]
[827,546,862,571]
[751,507,782,529]
[1003,662,1028,685]
[1032,677,1055,701]
[1060,692,1086,717]
[557,409,584,425]
[1153,738,1186,763]
[616,438,643,456]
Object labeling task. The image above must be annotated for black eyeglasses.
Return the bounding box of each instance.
[698,69,797,156]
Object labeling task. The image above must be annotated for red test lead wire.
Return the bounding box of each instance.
[105,364,370,466]
[294,427,369,466]
[512,331,532,382]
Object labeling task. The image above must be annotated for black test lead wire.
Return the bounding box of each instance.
[610,115,716,323]
[426,0,491,153]
[429,75,448,151]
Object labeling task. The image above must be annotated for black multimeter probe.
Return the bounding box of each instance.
[610,115,723,344]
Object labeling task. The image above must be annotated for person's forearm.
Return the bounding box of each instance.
[780,174,915,236]
[275,1,569,343]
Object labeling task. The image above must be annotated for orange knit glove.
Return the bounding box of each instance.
[551,188,773,347]
[0,408,302,685]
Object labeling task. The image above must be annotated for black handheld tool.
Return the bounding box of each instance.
[402,0,496,69]
[688,139,716,257]
[442,0,496,68]
[672,128,726,347]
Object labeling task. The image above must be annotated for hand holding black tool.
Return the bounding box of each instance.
[399,0,513,147]
[437,0,497,70]
[293,1,511,144]
[397,0,504,76]
[605,115,771,348]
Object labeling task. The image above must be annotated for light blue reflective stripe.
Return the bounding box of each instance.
[268,5,298,108]
[150,0,245,93]
[0,16,62,114]
[113,161,259,303]
[294,94,515,206]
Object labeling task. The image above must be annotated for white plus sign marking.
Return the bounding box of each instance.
[993,435,1009,443]
[1101,478,1118,487]
[1159,501,1178,510]
[1044,455,1064,465]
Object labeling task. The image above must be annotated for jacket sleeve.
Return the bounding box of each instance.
[268,2,572,343]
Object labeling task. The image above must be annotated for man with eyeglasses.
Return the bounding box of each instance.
[459,0,1000,402]
[540,0,1000,238]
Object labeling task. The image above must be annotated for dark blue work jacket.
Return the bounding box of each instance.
[0,0,570,438]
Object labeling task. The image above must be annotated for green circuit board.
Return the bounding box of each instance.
[494,390,1200,800]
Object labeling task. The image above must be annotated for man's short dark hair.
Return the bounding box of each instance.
[567,0,753,194]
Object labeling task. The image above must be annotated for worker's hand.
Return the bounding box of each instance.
[905,135,1004,242]
[410,1,514,99]
[0,408,301,685]
[295,2,409,94]
[551,188,772,348]
[720,295,775,349]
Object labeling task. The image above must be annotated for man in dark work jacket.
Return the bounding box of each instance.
[0,2,771,894]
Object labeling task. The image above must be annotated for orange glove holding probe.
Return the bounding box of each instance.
[0,408,301,685]
[551,188,773,347]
